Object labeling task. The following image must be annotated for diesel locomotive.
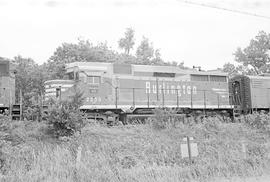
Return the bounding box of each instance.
[44,62,233,121]
[2,59,269,122]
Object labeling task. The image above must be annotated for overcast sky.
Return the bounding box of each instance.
[0,0,270,70]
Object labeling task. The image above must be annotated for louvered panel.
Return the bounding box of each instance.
[242,76,251,110]
[252,80,263,88]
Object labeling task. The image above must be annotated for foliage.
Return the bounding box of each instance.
[46,89,85,137]
[118,27,135,55]
[242,112,270,131]
[149,108,184,130]
[46,100,84,137]
[114,53,138,64]
[46,39,119,79]
[222,31,270,76]
[1,116,270,181]
[23,105,41,121]
[150,48,165,65]
[12,56,47,106]
[136,36,154,64]
[43,27,189,82]
[46,32,176,80]
[67,86,85,110]
[222,62,241,76]
[233,31,270,75]
[222,62,256,77]
[165,60,188,69]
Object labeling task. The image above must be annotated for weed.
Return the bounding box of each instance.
[0,114,270,181]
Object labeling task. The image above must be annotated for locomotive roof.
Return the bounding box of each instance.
[65,62,228,76]
[232,74,270,80]
[132,64,181,73]
[44,79,75,84]
[247,75,270,80]
[65,62,110,72]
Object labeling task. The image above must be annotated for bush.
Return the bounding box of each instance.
[242,112,270,131]
[47,100,85,138]
[45,87,86,138]
[149,108,190,130]
[150,108,173,130]
[23,105,41,121]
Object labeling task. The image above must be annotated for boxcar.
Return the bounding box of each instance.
[230,75,270,114]
[0,59,16,113]
[45,62,233,120]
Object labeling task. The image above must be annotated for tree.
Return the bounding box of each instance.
[116,53,138,64]
[222,62,239,76]
[136,36,154,64]
[234,31,270,75]
[151,49,164,65]
[12,56,47,107]
[118,28,135,55]
[222,62,257,77]
[177,61,186,69]
[47,39,119,79]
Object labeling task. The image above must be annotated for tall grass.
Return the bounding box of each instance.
[0,113,270,181]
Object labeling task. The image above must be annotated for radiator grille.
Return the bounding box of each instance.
[252,80,263,88]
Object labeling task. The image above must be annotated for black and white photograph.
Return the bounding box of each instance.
[1,0,270,181]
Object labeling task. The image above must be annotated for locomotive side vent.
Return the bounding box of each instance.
[252,80,263,88]
[113,64,132,74]
[153,72,175,77]
[210,75,227,82]
[0,61,9,76]
[190,74,208,81]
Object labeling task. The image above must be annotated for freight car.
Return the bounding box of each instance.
[230,74,270,115]
[44,62,233,122]
[0,58,18,118]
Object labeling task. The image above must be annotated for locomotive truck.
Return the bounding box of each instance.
[44,62,233,122]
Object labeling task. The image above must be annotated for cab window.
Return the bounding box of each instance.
[88,76,100,84]
[65,72,79,80]
[68,72,74,80]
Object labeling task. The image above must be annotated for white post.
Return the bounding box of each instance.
[76,146,82,168]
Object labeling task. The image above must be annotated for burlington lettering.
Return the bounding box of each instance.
[145,81,197,96]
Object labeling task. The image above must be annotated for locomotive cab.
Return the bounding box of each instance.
[44,62,106,102]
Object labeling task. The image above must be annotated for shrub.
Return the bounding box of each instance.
[23,105,41,121]
[149,108,191,130]
[46,87,86,138]
[149,108,175,130]
[242,112,270,131]
[47,100,85,138]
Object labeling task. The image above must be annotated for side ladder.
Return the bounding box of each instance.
[232,106,241,121]
[11,104,22,120]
